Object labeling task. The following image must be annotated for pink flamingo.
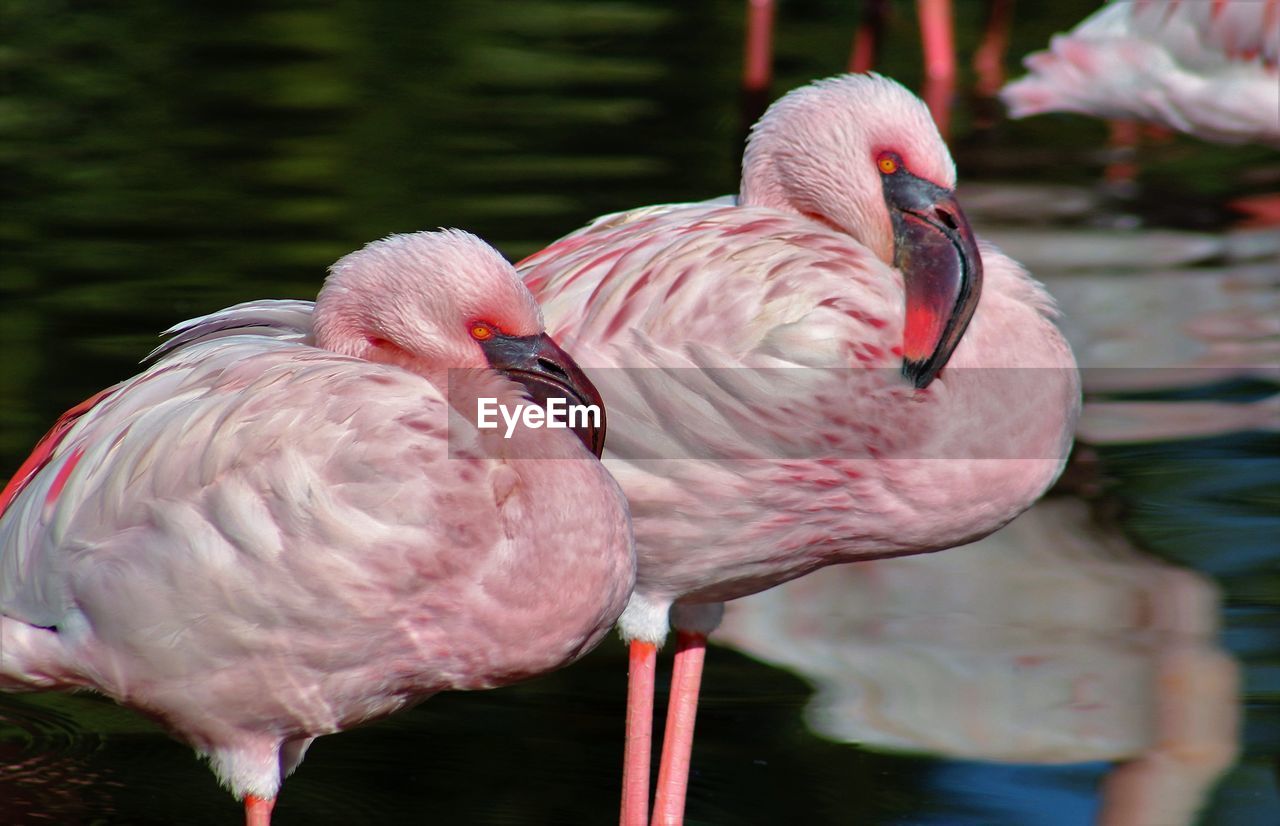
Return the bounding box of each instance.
[0,231,635,825]
[519,73,1080,825]
[1001,0,1280,148]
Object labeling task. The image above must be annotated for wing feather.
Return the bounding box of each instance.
[0,334,466,633]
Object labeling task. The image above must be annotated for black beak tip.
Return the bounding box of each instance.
[902,359,936,389]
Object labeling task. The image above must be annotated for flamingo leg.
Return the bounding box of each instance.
[1104,119,1142,187]
[650,631,708,826]
[244,795,274,826]
[743,0,775,96]
[849,0,889,73]
[917,0,955,137]
[917,0,955,87]
[741,0,777,129]
[973,0,1015,98]
[622,640,658,826]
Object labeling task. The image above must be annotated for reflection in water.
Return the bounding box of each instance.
[1038,227,1280,442]
[969,184,1280,444]
[1076,394,1279,446]
[717,499,1239,826]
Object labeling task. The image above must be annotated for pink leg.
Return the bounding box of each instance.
[973,0,1015,98]
[621,640,658,826]
[848,0,888,73]
[650,631,708,826]
[917,0,955,138]
[917,0,954,86]
[244,795,274,826]
[742,0,775,97]
[1104,120,1141,187]
[741,0,776,129]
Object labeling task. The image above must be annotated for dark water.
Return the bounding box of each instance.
[2,1,1277,824]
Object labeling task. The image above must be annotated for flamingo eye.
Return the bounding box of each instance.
[877,154,899,175]
[470,322,495,341]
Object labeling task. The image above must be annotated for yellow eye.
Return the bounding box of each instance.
[470,323,494,341]
[877,154,899,174]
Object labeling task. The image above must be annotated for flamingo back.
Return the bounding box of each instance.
[521,202,1078,605]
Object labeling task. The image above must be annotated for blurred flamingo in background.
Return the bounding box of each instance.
[1002,0,1280,148]
[743,0,1018,137]
[520,73,1080,825]
[1003,0,1280,222]
[0,231,635,825]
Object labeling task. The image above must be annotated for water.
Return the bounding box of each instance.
[2,1,1278,823]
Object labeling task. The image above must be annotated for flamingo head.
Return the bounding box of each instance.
[740,73,983,388]
[315,230,606,455]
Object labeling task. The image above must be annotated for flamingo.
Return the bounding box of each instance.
[1000,0,1280,148]
[0,230,636,824]
[518,73,1080,825]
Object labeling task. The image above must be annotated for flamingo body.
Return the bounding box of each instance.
[0,231,635,817]
[1001,0,1280,147]
[518,73,1080,823]
[523,203,1077,631]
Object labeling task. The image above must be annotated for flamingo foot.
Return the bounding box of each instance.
[245,795,275,826]
[622,640,658,826]
[650,631,708,826]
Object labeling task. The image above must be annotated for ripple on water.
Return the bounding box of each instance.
[0,694,123,823]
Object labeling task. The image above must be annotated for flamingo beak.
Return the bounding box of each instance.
[479,332,607,457]
[882,171,983,389]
